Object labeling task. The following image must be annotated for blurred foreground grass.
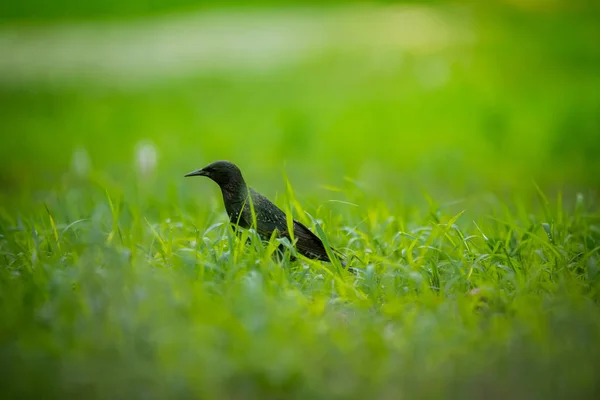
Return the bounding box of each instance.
[1,3,600,399]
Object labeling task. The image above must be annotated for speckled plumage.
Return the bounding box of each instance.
[185,160,338,262]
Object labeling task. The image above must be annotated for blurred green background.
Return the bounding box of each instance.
[1,0,600,398]
[1,0,599,198]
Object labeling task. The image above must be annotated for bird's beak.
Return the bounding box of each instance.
[184,168,208,177]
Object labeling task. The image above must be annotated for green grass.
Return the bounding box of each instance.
[1,4,600,399]
[2,176,599,398]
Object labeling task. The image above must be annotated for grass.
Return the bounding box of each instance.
[2,177,599,398]
[1,3,600,399]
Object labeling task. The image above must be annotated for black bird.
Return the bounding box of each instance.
[185,160,341,263]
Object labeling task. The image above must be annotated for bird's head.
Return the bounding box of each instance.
[184,160,245,188]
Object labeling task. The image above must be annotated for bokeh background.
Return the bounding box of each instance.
[1,0,600,398]
[1,0,599,201]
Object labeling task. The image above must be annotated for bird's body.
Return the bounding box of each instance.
[185,160,337,262]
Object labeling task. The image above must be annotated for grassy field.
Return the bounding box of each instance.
[1,3,600,399]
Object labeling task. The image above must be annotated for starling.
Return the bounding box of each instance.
[185,160,341,262]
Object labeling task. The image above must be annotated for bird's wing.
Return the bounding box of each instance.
[291,220,332,261]
[243,188,341,263]
[244,189,288,239]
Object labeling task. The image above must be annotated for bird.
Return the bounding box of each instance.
[185,160,343,263]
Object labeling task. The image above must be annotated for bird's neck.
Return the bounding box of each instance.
[220,180,248,205]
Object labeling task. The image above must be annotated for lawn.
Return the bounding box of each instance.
[1,3,599,399]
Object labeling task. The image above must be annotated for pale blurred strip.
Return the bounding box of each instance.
[0,5,472,87]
